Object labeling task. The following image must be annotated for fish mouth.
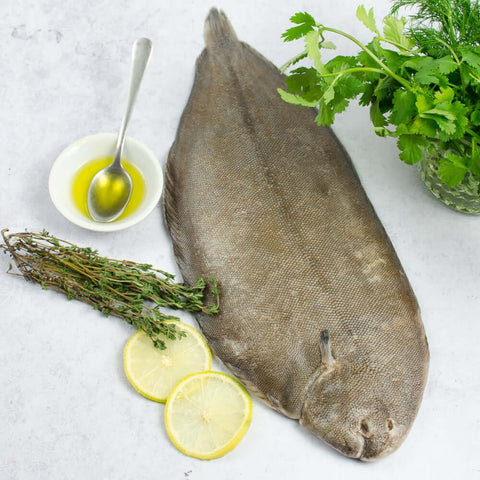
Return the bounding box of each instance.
[327,434,369,461]
[356,436,374,461]
[354,435,395,462]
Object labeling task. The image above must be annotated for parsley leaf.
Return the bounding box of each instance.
[390,90,417,125]
[290,12,316,26]
[282,12,316,41]
[323,83,336,104]
[304,30,325,73]
[370,100,388,128]
[356,5,378,34]
[336,73,363,99]
[435,56,459,74]
[277,89,319,107]
[434,87,455,104]
[315,103,335,126]
[382,49,407,73]
[420,107,457,136]
[397,134,428,164]
[470,151,480,178]
[438,154,469,186]
[415,69,441,85]
[471,110,480,126]
[285,67,320,94]
[383,16,414,50]
[459,47,480,73]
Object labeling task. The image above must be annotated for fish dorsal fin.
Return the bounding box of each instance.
[204,8,238,48]
[319,330,336,369]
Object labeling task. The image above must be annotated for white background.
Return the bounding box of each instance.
[1,1,479,479]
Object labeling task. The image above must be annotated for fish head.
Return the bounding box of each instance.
[300,361,409,461]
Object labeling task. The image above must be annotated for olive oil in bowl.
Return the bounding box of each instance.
[72,157,145,221]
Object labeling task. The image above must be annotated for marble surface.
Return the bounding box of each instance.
[1,1,479,479]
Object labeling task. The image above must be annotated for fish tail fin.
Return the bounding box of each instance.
[204,8,238,47]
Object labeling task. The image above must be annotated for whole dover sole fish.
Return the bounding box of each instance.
[163,8,429,461]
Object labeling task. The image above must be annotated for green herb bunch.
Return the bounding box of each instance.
[280,0,480,187]
[1,229,219,350]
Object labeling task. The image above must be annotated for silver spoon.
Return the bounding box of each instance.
[87,37,153,223]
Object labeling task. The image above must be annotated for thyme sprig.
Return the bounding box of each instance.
[1,229,219,350]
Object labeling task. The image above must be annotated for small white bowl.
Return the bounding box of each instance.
[49,133,163,232]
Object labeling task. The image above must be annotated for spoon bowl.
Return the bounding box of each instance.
[88,164,133,222]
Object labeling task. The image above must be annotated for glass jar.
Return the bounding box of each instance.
[417,149,480,215]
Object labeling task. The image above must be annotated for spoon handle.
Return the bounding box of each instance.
[113,37,153,167]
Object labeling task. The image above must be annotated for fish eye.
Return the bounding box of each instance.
[387,419,394,431]
[360,419,370,435]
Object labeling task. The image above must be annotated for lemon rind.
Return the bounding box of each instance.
[164,371,252,460]
[123,322,212,403]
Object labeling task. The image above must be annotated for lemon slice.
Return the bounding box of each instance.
[123,322,212,403]
[165,371,252,460]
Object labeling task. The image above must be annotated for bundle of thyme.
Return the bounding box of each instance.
[1,229,219,350]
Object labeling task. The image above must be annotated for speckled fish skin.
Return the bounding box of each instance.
[163,8,429,461]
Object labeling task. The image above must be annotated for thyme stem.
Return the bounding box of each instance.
[1,229,219,350]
